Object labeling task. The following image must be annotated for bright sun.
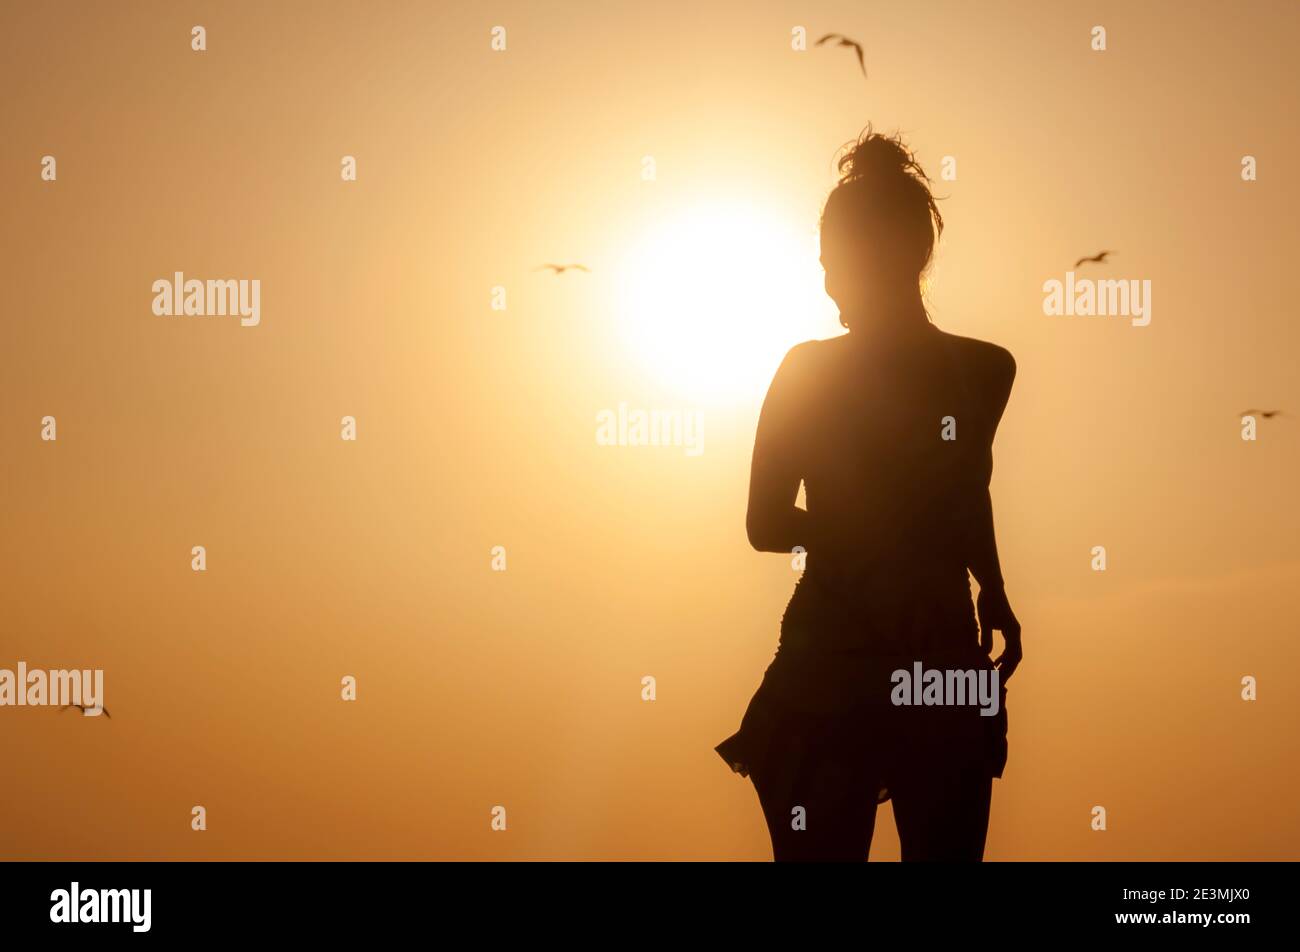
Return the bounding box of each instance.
[616,201,837,404]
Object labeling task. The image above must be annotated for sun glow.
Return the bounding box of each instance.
[616,201,838,404]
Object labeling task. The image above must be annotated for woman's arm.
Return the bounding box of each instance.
[746,344,814,553]
[969,346,1021,679]
[972,484,1022,680]
[968,486,1006,591]
[964,345,1015,588]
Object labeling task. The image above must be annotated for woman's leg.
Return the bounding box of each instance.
[751,740,881,862]
[890,760,993,862]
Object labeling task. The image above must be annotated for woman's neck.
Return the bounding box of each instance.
[842,297,933,345]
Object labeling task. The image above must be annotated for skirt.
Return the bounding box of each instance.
[715,641,1009,806]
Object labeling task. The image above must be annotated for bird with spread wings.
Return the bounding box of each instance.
[816,34,867,78]
[1074,250,1113,267]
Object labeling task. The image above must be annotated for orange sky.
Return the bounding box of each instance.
[2,0,1298,859]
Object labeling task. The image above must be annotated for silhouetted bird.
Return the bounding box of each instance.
[60,703,110,718]
[535,264,590,275]
[816,34,867,78]
[1239,409,1284,419]
[1074,250,1113,267]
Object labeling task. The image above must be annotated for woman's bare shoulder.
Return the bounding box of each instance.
[791,334,846,356]
[775,335,842,377]
[935,329,1016,384]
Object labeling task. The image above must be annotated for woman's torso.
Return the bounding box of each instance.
[773,327,996,670]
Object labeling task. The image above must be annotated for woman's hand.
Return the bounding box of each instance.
[977,584,1022,682]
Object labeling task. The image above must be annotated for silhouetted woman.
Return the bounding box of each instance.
[716,127,1022,862]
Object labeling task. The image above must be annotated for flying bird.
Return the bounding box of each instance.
[60,703,110,718]
[1239,409,1284,419]
[1074,250,1113,267]
[535,264,590,275]
[816,34,867,78]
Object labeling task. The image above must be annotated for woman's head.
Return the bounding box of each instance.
[820,126,943,330]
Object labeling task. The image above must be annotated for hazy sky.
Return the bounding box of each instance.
[2,0,1298,859]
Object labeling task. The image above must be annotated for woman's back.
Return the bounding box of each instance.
[765,326,1015,659]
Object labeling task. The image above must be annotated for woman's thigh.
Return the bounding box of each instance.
[751,743,881,862]
[890,761,993,862]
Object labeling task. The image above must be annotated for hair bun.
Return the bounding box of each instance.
[821,123,945,277]
[836,124,931,186]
